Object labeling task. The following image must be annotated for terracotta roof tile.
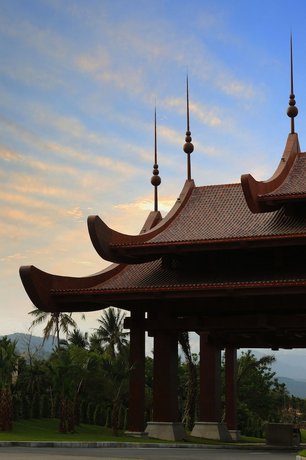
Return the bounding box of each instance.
[51,258,306,295]
[118,184,306,246]
[260,153,306,199]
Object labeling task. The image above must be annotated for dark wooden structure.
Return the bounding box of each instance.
[20,52,306,440]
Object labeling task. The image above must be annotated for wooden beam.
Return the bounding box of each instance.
[124,314,306,332]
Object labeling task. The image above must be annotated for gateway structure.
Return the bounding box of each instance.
[20,53,306,441]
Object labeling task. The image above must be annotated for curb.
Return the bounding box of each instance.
[0,441,301,451]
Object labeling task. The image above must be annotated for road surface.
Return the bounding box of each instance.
[0,446,298,459]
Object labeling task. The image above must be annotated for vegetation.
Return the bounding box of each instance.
[0,418,265,444]
[235,351,289,437]
[0,418,164,442]
[0,337,19,430]
[1,307,306,439]
[29,309,80,349]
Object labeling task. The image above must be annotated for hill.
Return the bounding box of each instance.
[278,376,306,399]
[241,349,306,396]
[0,332,56,358]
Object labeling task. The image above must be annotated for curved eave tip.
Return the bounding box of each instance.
[19,265,52,311]
[87,215,114,261]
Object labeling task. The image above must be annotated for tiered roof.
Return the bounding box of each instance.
[19,44,306,349]
[19,132,306,316]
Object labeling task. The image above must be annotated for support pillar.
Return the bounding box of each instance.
[145,330,185,441]
[191,334,231,441]
[125,310,146,436]
[225,347,240,441]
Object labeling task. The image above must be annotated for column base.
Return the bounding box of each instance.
[124,431,148,438]
[228,429,240,441]
[191,422,232,441]
[145,421,186,441]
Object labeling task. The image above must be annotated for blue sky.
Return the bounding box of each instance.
[1,0,306,345]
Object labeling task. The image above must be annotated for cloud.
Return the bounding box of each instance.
[164,97,222,128]
[0,145,21,162]
[114,194,176,214]
[0,114,140,180]
[0,13,73,65]
[216,77,256,99]
[66,206,84,220]
[1,207,54,228]
[1,60,64,90]
[0,253,27,262]
[30,107,105,145]
[0,145,73,177]
[0,116,40,149]
[45,141,138,177]
[0,221,33,240]
[3,172,77,199]
[74,48,110,74]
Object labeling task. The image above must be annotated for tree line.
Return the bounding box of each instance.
[0,306,306,437]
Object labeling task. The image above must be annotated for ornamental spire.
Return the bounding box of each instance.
[287,33,298,134]
[183,75,194,180]
[151,107,161,211]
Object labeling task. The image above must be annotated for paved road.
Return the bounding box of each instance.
[0,447,298,460]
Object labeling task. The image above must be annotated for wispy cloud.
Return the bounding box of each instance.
[0,207,54,228]
[114,194,176,214]
[164,97,222,128]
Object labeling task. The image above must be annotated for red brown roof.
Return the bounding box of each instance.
[259,153,306,200]
[89,181,306,264]
[87,134,306,264]
[241,133,306,212]
[19,132,306,319]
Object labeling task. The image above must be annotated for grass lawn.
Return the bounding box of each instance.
[0,419,152,443]
[0,419,264,444]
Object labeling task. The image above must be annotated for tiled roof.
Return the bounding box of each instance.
[259,153,306,199]
[112,183,306,248]
[51,257,306,296]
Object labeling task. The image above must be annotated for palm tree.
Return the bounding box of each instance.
[178,331,198,431]
[102,347,130,435]
[48,348,81,433]
[88,331,104,353]
[68,329,89,349]
[95,307,129,359]
[0,337,19,431]
[28,308,79,349]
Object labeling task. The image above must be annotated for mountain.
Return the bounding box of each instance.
[278,376,306,398]
[0,332,56,358]
[238,349,306,398]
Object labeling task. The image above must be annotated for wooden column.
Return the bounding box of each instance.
[152,330,179,422]
[191,333,231,441]
[127,310,145,433]
[225,347,239,439]
[145,329,185,440]
[199,336,221,422]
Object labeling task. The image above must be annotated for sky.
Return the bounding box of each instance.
[2,0,306,353]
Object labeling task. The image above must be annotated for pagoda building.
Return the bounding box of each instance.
[20,45,306,441]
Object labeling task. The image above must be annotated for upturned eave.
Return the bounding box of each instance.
[19,263,125,313]
[87,179,195,263]
[241,133,301,213]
